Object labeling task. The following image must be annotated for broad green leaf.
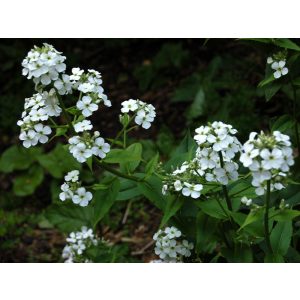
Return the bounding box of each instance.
[274,38,300,51]
[270,221,292,256]
[258,74,276,88]
[116,179,142,201]
[196,198,230,220]
[270,209,300,222]
[239,209,264,230]
[196,211,218,254]
[264,253,285,263]
[93,178,120,226]
[120,143,142,173]
[165,130,197,171]
[222,244,253,263]
[185,88,206,120]
[45,203,94,232]
[55,127,68,137]
[103,148,140,164]
[264,82,281,101]
[160,195,184,227]
[0,145,42,173]
[271,114,294,133]
[145,153,159,175]
[137,176,166,210]
[37,143,81,178]
[13,165,44,196]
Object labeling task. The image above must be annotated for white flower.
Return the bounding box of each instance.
[76,96,98,117]
[78,82,94,93]
[182,182,203,199]
[92,137,110,159]
[70,67,84,82]
[54,74,72,95]
[72,187,93,207]
[134,109,154,129]
[59,183,73,201]
[165,227,182,239]
[65,170,80,182]
[267,57,273,64]
[33,123,52,143]
[121,99,139,113]
[260,148,283,170]
[174,180,183,191]
[241,196,252,206]
[162,185,168,195]
[74,120,93,133]
[271,60,288,79]
[19,130,38,148]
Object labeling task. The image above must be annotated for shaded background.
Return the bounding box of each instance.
[0,39,294,262]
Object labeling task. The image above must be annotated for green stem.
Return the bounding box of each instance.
[218,152,232,211]
[264,180,272,254]
[57,94,75,134]
[95,159,143,182]
[291,81,300,155]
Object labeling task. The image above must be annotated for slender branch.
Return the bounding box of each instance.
[264,180,273,254]
[95,159,143,182]
[218,152,232,211]
[57,94,75,134]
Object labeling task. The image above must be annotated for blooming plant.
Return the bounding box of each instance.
[16,40,300,263]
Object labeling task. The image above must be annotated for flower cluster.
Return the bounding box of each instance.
[62,226,98,263]
[70,68,111,111]
[22,43,66,86]
[267,54,288,79]
[121,99,156,129]
[241,196,252,206]
[153,226,194,263]
[68,130,110,163]
[193,121,241,185]
[17,89,63,148]
[162,160,204,199]
[59,170,93,207]
[240,131,294,196]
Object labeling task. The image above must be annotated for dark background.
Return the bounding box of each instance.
[0,39,292,262]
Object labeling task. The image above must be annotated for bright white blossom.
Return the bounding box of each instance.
[62,226,98,263]
[240,131,294,196]
[271,60,288,79]
[68,131,110,163]
[152,227,193,263]
[59,170,93,207]
[241,196,252,206]
[77,95,98,117]
[121,99,156,129]
[74,120,93,133]
[22,43,66,86]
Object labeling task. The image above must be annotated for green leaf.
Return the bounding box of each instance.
[45,203,94,233]
[271,114,294,133]
[37,143,81,178]
[196,211,218,254]
[222,244,253,263]
[264,253,285,263]
[160,195,184,227]
[137,176,166,210]
[165,130,197,171]
[274,38,300,51]
[185,88,206,120]
[55,127,68,137]
[270,209,300,222]
[93,178,120,226]
[116,179,141,201]
[145,153,159,175]
[13,165,44,196]
[239,209,264,230]
[264,82,281,101]
[86,156,93,172]
[270,221,293,256]
[0,145,42,173]
[91,183,109,191]
[103,148,140,164]
[196,198,230,220]
[258,74,276,88]
[120,143,142,173]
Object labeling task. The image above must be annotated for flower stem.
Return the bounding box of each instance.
[95,159,143,182]
[218,152,232,211]
[57,94,75,135]
[264,180,273,254]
